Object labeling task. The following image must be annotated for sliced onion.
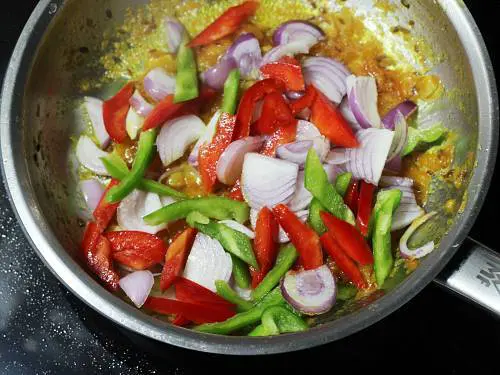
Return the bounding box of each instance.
[201,56,237,90]
[188,111,221,167]
[76,136,111,175]
[387,111,408,161]
[335,129,394,185]
[126,107,144,140]
[79,180,105,212]
[261,39,316,66]
[216,136,265,185]
[129,90,154,117]
[303,57,350,104]
[164,17,186,53]
[346,75,382,128]
[157,115,206,167]
[325,149,350,165]
[160,195,177,207]
[286,91,305,100]
[144,68,176,102]
[382,100,417,130]
[119,270,155,308]
[219,220,255,239]
[83,97,110,149]
[241,153,299,210]
[340,97,362,132]
[276,140,313,167]
[287,171,312,212]
[380,179,425,231]
[281,265,336,315]
[273,20,325,46]
[400,212,437,259]
[117,190,167,234]
[295,120,330,161]
[226,33,262,79]
[183,233,233,292]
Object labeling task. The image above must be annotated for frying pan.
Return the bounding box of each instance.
[0,0,498,355]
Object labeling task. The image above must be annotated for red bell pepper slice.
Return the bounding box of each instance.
[320,211,374,265]
[320,233,367,289]
[172,315,191,327]
[234,79,285,140]
[175,278,234,308]
[254,91,295,135]
[260,120,297,157]
[198,112,237,192]
[272,204,323,270]
[93,179,121,232]
[144,297,235,324]
[228,180,244,201]
[188,1,259,48]
[105,231,166,270]
[310,88,359,148]
[260,56,305,92]
[103,83,135,144]
[356,181,376,237]
[251,207,279,287]
[344,180,360,216]
[160,228,197,291]
[289,85,317,115]
[81,222,120,291]
[143,87,216,131]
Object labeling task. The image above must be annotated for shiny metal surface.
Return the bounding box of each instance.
[1,0,498,354]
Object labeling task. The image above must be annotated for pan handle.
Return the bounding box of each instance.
[434,237,500,316]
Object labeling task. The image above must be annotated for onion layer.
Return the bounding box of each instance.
[303,57,350,104]
[117,190,167,234]
[126,107,144,141]
[119,270,155,308]
[129,90,154,117]
[83,97,110,149]
[79,180,105,212]
[219,220,255,239]
[76,136,111,176]
[144,68,176,102]
[382,100,417,130]
[164,17,186,53]
[273,21,325,46]
[188,111,221,167]
[346,75,381,128]
[226,33,262,79]
[400,212,437,259]
[296,120,330,162]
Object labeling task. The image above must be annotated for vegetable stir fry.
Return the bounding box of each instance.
[76,1,447,336]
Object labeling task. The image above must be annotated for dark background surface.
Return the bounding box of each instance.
[0,1,498,374]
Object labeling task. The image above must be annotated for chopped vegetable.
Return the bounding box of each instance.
[260,56,305,92]
[273,21,325,46]
[248,306,308,336]
[260,120,298,157]
[175,277,234,307]
[76,136,111,176]
[144,68,176,102]
[84,97,110,148]
[343,180,360,216]
[221,69,240,115]
[164,17,187,53]
[303,57,350,104]
[335,172,352,197]
[382,100,417,130]
[289,85,317,115]
[103,82,135,143]
[119,270,154,308]
[215,280,254,312]
[399,211,437,259]
[254,91,294,135]
[174,37,199,103]
[346,75,381,128]
[337,284,358,301]
[251,207,279,288]
[356,181,376,236]
[231,255,252,289]
[93,179,120,231]
[402,124,447,156]
[116,189,167,234]
[308,198,327,235]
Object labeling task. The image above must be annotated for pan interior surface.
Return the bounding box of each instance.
[1,0,496,354]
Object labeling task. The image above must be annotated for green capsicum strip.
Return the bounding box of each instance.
[372,189,402,287]
[221,69,240,115]
[194,288,285,335]
[335,172,352,197]
[105,129,157,203]
[231,255,251,289]
[308,198,327,235]
[251,244,298,301]
[187,214,258,269]
[402,125,447,156]
[248,306,308,336]
[144,197,250,225]
[101,153,186,199]
[336,284,358,301]
[304,149,354,224]
[174,37,199,103]
[215,280,253,312]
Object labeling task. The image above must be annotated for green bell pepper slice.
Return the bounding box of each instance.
[101,153,186,199]
[336,284,358,301]
[231,255,251,289]
[105,129,157,203]
[187,214,258,269]
[194,287,285,335]
[251,244,298,301]
[335,172,352,197]
[221,69,240,115]
[308,198,327,235]
[144,197,249,225]
[402,125,447,156]
[248,306,308,336]
[174,37,199,103]
[215,280,253,312]
[372,189,402,287]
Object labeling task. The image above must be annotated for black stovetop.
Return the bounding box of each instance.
[0,2,498,374]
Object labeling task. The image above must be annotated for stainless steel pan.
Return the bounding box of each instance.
[1,0,498,355]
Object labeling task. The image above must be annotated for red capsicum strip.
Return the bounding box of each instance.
[172,315,191,327]
[356,181,376,237]
[320,211,374,265]
[103,83,135,143]
[260,56,305,92]
[93,179,120,232]
[105,231,166,270]
[142,87,216,131]
[320,233,367,289]
[234,78,285,140]
[81,222,119,291]
[260,120,297,157]
[228,180,244,201]
[344,180,360,216]
[254,91,295,135]
[175,278,235,308]
[143,297,236,324]
[251,207,279,288]
[188,1,259,48]
[160,228,197,291]
[198,112,237,192]
[289,85,317,115]
[310,87,359,148]
[273,204,323,270]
